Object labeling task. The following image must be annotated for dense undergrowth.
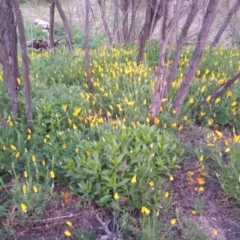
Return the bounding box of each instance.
[1,40,240,239]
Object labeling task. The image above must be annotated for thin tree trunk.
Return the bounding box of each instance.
[113,0,120,43]
[137,0,163,65]
[0,0,19,115]
[164,0,199,97]
[49,0,55,49]
[84,0,93,93]
[211,0,240,48]
[98,0,113,46]
[11,0,33,128]
[54,0,73,50]
[149,0,168,123]
[173,0,218,115]
[122,0,129,43]
[128,0,137,42]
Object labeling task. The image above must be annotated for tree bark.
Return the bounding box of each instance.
[137,0,163,65]
[11,0,33,128]
[84,0,93,93]
[122,0,130,43]
[0,0,19,115]
[54,0,73,50]
[164,0,199,97]
[149,0,168,123]
[113,0,120,42]
[98,0,113,46]
[211,0,240,48]
[128,0,137,42]
[173,0,218,114]
[49,0,55,49]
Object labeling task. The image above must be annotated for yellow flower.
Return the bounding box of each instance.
[189,98,194,104]
[146,117,150,123]
[164,192,169,198]
[200,86,206,93]
[116,104,123,112]
[208,118,214,125]
[27,128,32,134]
[215,130,223,138]
[65,221,73,227]
[192,210,196,215]
[217,79,225,85]
[33,186,38,193]
[72,124,77,130]
[10,144,17,151]
[215,97,220,104]
[62,104,68,111]
[27,135,31,140]
[32,155,36,162]
[233,133,240,142]
[22,184,27,194]
[17,77,21,85]
[197,177,205,185]
[225,148,230,153]
[42,160,46,166]
[170,218,176,225]
[206,95,211,102]
[75,147,79,153]
[199,155,204,161]
[86,151,91,157]
[149,181,154,187]
[172,109,176,115]
[154,118,160,124]
[141,206,150,215]
[198,186,205,192]
[15,152,20,158]
[62,144,66,149]
[169,175,174,181]
[68,118,72,125]
[171,122,177,128]
[114,192,119,200]
[205,69,209,75]
[231,101,237,107]
[73,107,81,116]
[64,230,72,237]
[226,91,233,98]
[20,203,27,213]
[131,175,137,183]
[43,138,47,143]
[2,145,7,151]
[23,171,28,178]
[213,229,218,236]
[200,111,205,117]
[50,171,55,179]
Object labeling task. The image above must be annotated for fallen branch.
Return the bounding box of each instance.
[95,214,123,240]
[199,71,240,108]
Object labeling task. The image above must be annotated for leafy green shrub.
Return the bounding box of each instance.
[214,144,240,202]
[63,124,183,207]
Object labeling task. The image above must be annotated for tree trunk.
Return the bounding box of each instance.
[84,0,93,93]
[122,0,129,43]
[173,0,218,115]
[137,0,163,65]
[98,0,113,46]
[113,0,120,42]
[11,0,33,128]
[164,0,199,97]
[54,0,73,50]
[0,0,19,115]
[149,0,168,123]
[128,0,137,42]
[49,0,55,49]
[211,0,240,48]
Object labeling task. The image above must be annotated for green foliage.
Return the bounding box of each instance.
[214,144,240,202]
[64,124,183,207]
